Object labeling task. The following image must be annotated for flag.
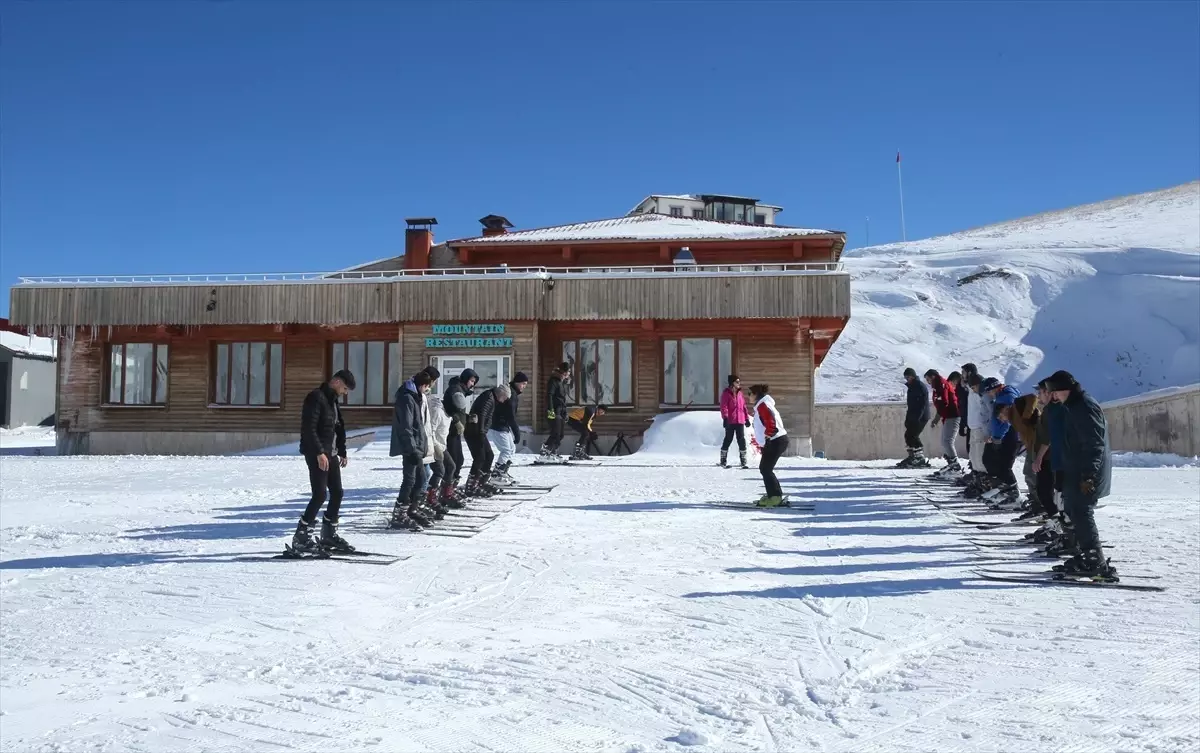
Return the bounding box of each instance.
[896,151,901,164]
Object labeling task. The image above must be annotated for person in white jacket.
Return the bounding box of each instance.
[750,383,790,508]
[965,373,989,478]
[421,365,460,511]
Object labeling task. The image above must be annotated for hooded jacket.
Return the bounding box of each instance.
[466,387,498,437]
[905,378,932,425]
[546,374,567,417]
[720,386,749,425]
[752,394,787,446]
[966,390,989,432]
[955,381,971,428]
[492,380,523,441]
[427,396,450,462]
[389,379,428,459]
[1060,387,1112,498]
[442,369,477,434]
[929,375,960,420]
[988,385,1021,441]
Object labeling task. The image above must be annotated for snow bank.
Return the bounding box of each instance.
[638,411,731,456]
[1111,452,1200,468]
[0,426,56,455]
[820,181,1200,403]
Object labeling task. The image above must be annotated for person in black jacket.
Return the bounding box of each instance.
[1042,370,1116,580]
[388,370,433,531]
[291,369,356,554]
[540,363,570,456]
[441,368,478,492]
[488,372,528,483]
[958,363,978,453]
[898,367,932,468]
[463,382,511,495]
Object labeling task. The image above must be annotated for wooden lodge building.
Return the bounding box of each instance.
[9,197,851,456]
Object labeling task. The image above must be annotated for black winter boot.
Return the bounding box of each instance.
[719,450,728,468]
[739,451,749,469]
[319,517,355,553]
[291,519,322,554]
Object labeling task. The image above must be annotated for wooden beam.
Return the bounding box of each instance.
[659,244,670,262]
[562,246,574,262]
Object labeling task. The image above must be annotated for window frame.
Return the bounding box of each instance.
[669,205,685,217]
[427,354,512,405]
[560,338,634,407]
[103,342,170,407]
[660,337,734,408]
[328,340,401,407]
[210,340,285,408]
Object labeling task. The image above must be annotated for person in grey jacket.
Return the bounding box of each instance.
[389,370,432,531]
[1042,370,1116,580]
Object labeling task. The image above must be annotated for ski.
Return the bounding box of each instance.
[445,510,498,520]
[972,571,1165,592]
[251,548,410,565]
[703,500,816,512]
[977,568,1162,581]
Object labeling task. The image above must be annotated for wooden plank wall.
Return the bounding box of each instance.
[12,274,849,328]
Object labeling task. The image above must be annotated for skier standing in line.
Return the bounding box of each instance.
[749,383,789,507]
[898,367,932,468]
[488,372,528,485]
[388,370,433,531]
[981,377,1021,507]
[441,368,479,490]
[718,375,751,469]
[566,404,607,460]
[291,369,357,554]
[1042,370,1116,579]
[540,363,570,457]
[955,365,973,444]
[1007,393,1047,517]
[925,369,962,476]
[962,373,990,494]
[464,382,511,496]
[422,370,455,516]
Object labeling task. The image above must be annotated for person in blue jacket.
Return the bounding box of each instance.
[980,377,1021,505]
[1040,370,1116,579]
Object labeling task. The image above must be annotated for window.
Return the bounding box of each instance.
[692,208,705,219]
[662,338,732,406]
[669,206,684,217]
[561,339,633,405]
[754,213,766,225]
[330,341,400,406]
[213,342,283,406]
[106,343,169,405]
[428,355,510,401]
[706,202,753,223]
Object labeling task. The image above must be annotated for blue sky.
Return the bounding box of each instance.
[2,0,1198,314]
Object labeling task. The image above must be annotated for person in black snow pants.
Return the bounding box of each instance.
[899,367,932,468]
[749,383,790,507]
[540,363,570,457]
[464,382,511,496]
[291,369,356,554]
[441,368,478,493]
[1042,370,1117,580]
[388,370,432,531]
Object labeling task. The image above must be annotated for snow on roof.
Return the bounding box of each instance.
[450,214,838,245]
[0,330,57,359]
[628,194,784,214]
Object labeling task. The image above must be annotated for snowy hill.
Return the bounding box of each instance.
[818,181,1200,402]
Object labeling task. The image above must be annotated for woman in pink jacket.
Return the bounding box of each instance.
[719,374,750,468]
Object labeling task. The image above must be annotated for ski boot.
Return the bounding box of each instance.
[290,519,326,556]
[479,473,502,497]
[441,484,466,509]
[424,487,446,520]
[388,507,423,532]
[1052,550,1117,580]
[756,495,791,508]
[408,504,435,528]
[739,451,749,470]
[719,450,729,468]
[491,462,515,486]
[571,445,594,461]
[987,484,1022,510]
[894,450,916,469]
[319,516,356,553]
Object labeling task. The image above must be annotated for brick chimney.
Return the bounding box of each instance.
[404,217,437,270]
[479,214,514,237]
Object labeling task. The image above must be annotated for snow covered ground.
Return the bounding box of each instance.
[0,426,56,455]
[820,181,1200,403]
[2,430,1198,752]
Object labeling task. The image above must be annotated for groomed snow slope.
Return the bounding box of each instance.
[2,439,1198,752]
[819,181,1200,402]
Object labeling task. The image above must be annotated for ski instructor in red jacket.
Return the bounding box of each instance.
[718,375,750,469]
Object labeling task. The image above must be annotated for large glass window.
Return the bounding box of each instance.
[427,355,511,404]
[213,342,283,406]
[661,338,732,406]
[562,339,633,406]
[106,343,168,405]
[330,341,400,406]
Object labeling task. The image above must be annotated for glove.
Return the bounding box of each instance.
[1080,477,1096,496]
[745,419,751,427]
[930,417,940,428]
[453,420,465,435]
[546,410,556,420]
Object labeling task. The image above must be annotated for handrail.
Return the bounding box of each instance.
[16,262,845,287]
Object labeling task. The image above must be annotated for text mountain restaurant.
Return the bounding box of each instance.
[9,196,852,457]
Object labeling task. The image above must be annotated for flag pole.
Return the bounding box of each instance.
[896,151,907,242]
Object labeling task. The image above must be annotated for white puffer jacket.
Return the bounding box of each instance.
[427,397,451,462]
[420,395,436,465]
[752,394,788,447]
